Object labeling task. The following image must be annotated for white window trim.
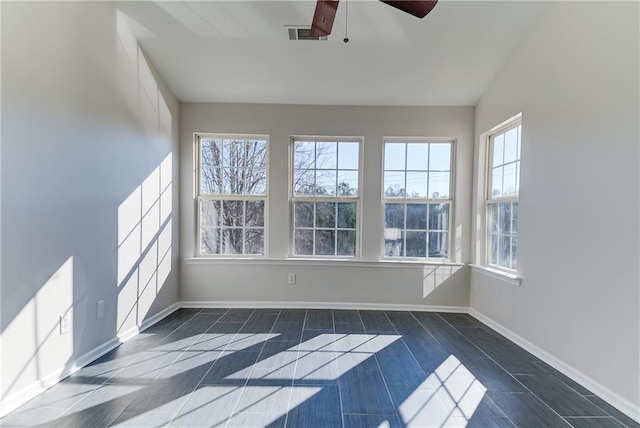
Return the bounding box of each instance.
[481,114,522,275]
[194,133,270,258]
[381,137,456,262]
[289,135,364,259]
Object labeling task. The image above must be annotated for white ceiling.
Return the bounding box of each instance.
[116,1,550,106]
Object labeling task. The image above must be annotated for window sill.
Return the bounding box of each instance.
[470,264,522,286]
[184,257,464,269]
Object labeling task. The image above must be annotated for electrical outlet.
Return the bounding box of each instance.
[287,273,296,285]
[59,314,70,335]
[97,300,104,319]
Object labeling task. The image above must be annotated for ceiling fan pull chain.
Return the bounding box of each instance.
[343,0,349,43]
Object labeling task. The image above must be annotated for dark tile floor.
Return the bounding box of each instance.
[1,308,637,427]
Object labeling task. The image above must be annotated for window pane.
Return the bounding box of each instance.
[338,142,359,169]
[385,143,405,170]
[491,167,503,198]
[499,235,511,268]
[492,134,504,167]
[429,143,451,171]
[245,229,264,255]
[384,171,405,197]
[316,142,337,169]
[385,203,405,229]
[315,170,336,196]
[295,202,314,228]
[221,200,244,227]
[515,162,520,194]
[489,234,498,265]
[406,204,427,230]
[337,230,356,256]
[511,236,518,270]
[499,203,511,234]
[200,227,220,255]
[428,172,450,199]
[405,231,427,257]
[428,232,448,258]
[200,140,221,191]
[202,139,222,166]
[315,230,335,255]
[222,228,243,254]
[245,140,267,168]
[223,168,242,194]
[406,171,428,198]
[489,203,499,234]
[512,202,519,235]
[295,142,316,169]
[384,230,404,257]
[201,200,221,227]
[201,167,221,194]
[504,127,519,164]
[245,201,264,227]
[406,143,429,170]
[294,170,315,195]
[503,163,517,196]
[429,204,449,231]
[316,202,336,228]
[223,140,244,167]
[337,170,358,196]
[295,229,313,255]
[244,168,266,195]
[337,202,357,229]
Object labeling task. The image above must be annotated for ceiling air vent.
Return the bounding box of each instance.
[288,27,327,41]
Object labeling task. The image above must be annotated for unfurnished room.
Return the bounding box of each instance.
[0,1,638,427]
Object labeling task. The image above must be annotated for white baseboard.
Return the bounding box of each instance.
[117,302,180,343]
[0,336,121,418]
[469,308,640,424]
[180,300,469,313]
[0,302,180,418]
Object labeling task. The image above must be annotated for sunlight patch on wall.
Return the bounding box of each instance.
[399,355,486,426]
[1,257,74,399]
[115,9,174,334]
[117,153,172,334]
[423,265,461,298]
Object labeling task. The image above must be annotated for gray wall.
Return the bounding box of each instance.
[1,2,180,409]
[471,1,639,415]
[180,103,474,307]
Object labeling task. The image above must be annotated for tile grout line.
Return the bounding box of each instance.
[357,310,399,422]
[224,309,284,425]
[438,313,578,428]
[332,310,346,428]
[166,308,254,428]
[283,309,308,428]
[58,308,206,422]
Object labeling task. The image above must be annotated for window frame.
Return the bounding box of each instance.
[381,137,456,261]
[289,135,364,258]
[195,133,270,258]
[484,118,521,272]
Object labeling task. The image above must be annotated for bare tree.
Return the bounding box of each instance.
[200,139,267,255]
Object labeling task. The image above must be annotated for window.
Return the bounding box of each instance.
[197,134,268,256]
[291,138,361,257]
[383,139,453,258]
[486,121,521,270]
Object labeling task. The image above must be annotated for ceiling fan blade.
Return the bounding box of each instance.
[310,0,340,37]
[379,0,438,19]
